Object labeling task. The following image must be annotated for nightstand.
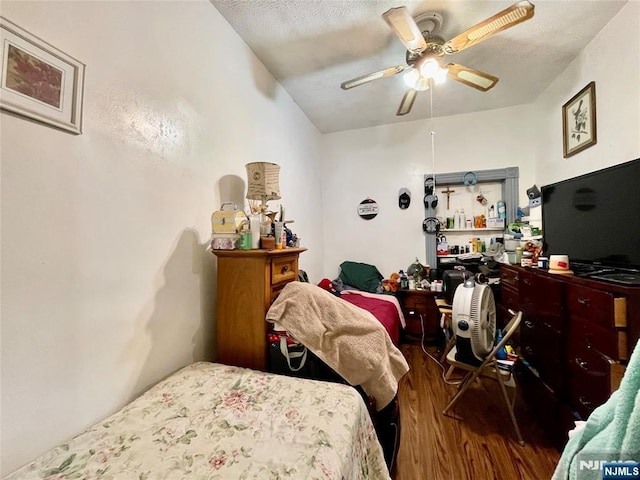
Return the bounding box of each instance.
[212,247,306,371]
[396,289,441,343]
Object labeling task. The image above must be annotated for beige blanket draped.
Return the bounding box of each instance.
[266,282,409,410]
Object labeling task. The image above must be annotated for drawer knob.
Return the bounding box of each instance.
[281,265,289,274]
[524,320,534,329]
[578,396,593,409]
[577,297,590,306]
[575,357,589,370]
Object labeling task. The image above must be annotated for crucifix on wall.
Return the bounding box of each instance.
[441,186,455,209]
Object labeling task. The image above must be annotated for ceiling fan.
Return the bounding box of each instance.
[340,1,535,116]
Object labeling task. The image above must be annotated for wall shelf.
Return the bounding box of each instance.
[441,228,505,233]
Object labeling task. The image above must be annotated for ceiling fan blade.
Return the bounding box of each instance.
[340,65,407,90]
[397,89,418,116]
[443,1,535,54]
[382,7,427,53]
[446,63,499,92]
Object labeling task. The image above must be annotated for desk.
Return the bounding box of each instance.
[396,289,441,343]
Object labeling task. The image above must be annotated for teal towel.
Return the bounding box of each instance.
[553,342,640,480]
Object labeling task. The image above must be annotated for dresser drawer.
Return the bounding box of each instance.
[270,282,289,303]
[399,291,433,309]
[500,285,519,312]
[271,255,298,285]
[520,271,563,315]
[500,266,519,289]
[566,342,614,418]
[521,316,565,393]
[568,315,619,360]
[565,284,616,328]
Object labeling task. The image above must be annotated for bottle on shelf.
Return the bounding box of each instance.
[497,201,506,219]
[399,270,409,290]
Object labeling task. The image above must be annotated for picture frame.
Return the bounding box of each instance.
[1,16,85,134]
[562,81,597,158]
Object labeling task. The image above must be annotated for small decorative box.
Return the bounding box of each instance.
[211,233,240,250]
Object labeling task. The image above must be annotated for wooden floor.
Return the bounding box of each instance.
[395,342,561,480]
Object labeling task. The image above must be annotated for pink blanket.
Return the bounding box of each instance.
[340,291,405,345]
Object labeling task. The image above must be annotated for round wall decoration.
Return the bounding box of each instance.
[357,198,379,220]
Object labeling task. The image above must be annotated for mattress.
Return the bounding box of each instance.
[6,362,390,480]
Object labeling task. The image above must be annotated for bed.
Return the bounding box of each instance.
[317,260,407,346]
[6,362,390,480]
[339,290,405,346]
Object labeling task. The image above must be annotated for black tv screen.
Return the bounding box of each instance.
[541,158,640,273]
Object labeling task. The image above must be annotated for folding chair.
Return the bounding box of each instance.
[442,311,524,446]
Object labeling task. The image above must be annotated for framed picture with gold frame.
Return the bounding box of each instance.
[1,16,85,134]
[562,81,597,158]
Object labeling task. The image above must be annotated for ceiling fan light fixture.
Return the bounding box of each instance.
[341,1,535,115]
[419,59,440,78]
[416,77,430,91]
[403,69,429,91]
[433,67,448,85]
[403,68,419,88]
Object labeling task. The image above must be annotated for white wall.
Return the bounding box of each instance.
[533,1,640,186]
[0,1,323,473]
[320,104,536,278]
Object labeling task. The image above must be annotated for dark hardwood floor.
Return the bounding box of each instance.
[395,342,561,480]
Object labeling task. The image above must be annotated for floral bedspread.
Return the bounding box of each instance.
[6,362,390,480]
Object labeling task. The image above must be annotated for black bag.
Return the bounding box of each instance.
[268,331,313,378]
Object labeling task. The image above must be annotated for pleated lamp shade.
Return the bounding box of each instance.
[245,162,281,201]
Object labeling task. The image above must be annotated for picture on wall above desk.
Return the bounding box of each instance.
[357,198,379,220]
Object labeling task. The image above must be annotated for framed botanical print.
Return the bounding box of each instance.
[1,16,85,134]
[562,81,597,158]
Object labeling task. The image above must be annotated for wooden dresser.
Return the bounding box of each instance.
[498,264,639,448]
[212,247,306,371]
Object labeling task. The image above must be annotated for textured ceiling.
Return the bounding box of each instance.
[211,0,627,133]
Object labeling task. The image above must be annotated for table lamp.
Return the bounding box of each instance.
[245,162,281,235]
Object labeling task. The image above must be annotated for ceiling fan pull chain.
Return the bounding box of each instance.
[431,130,437,190]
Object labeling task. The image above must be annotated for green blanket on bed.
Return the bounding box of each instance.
[552,341,640,480]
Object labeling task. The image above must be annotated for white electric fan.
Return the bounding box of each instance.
[451,278,497,366]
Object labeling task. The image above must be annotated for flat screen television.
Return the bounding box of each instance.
[541,158,640,283]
